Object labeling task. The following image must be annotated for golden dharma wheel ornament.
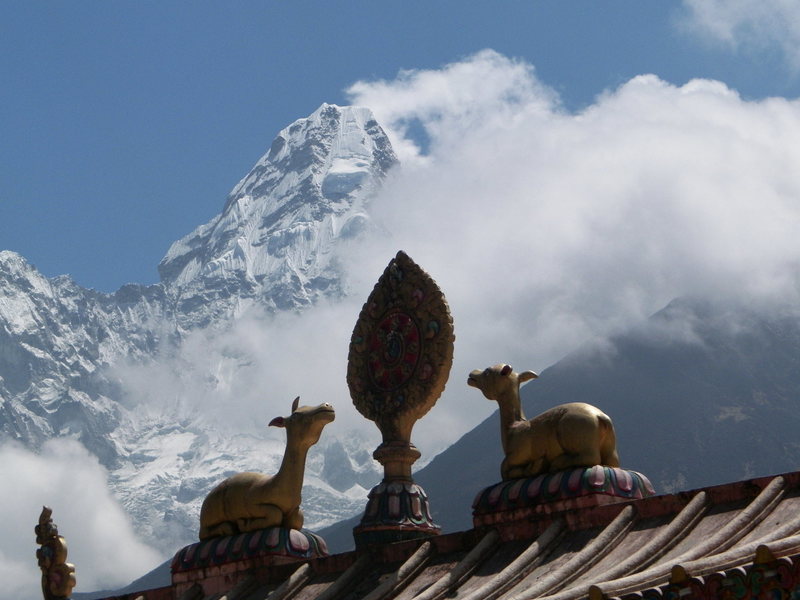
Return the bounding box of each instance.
[348,250,455,444]
[348,251,454,546]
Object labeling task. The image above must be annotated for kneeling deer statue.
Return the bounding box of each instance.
[199,396,335,540]
[468,364,619,480]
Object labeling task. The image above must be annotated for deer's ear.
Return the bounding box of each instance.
[269,416,286,428]
[291,396,300,413]
[500,364,513,376]
[519,370,538,383]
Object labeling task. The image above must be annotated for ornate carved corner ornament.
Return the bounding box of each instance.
[35,506,76,600]
[348,251,455,546]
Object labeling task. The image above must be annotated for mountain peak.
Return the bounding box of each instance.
[157,104,397,326]
[0,249,32,273]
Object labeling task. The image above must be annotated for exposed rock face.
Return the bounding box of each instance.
[0,104,391,554]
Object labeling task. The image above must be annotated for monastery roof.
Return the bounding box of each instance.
[99,469,800,600]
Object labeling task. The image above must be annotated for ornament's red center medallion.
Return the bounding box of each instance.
[367,311,421,391]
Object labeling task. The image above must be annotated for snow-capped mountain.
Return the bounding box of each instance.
[0,104,395,554]
[159,103,396,328]
[0,251,166,464]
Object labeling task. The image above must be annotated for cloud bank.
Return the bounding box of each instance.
[0,439,162,600]
[118,50,800,458]
[114,300,377,443]
[681,0,800,69]
[340,50,800,441]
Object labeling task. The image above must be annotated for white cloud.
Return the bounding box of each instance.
[111,51,800,465]
[681,0,800,69]
[119,51,800,460]
[0,439,162,599]
[340,51,800,446]
[347,49,559,164]
[114,300,377,442]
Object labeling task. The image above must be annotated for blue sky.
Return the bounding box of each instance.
[3,1,800,292]
[6,4,800,593]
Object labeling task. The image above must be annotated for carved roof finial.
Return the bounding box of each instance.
[348,251,455,546]
[348,251,455,444]
[35,506,76,600]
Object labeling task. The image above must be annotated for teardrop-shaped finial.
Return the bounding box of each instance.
[347,250,455,443]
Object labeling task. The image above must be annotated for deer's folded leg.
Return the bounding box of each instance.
[282,506,304,530]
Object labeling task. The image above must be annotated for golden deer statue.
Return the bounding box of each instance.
[199,397,335,540]
[468,364,619,480]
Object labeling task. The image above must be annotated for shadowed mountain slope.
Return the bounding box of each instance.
[322,297,800,552]
[417,297,800,534]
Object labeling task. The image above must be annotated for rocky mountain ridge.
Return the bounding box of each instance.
[0,104,394,554]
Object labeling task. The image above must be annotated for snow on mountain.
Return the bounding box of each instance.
[0,250,166,464]
[0,104,394,555]
[159,103,396,328]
